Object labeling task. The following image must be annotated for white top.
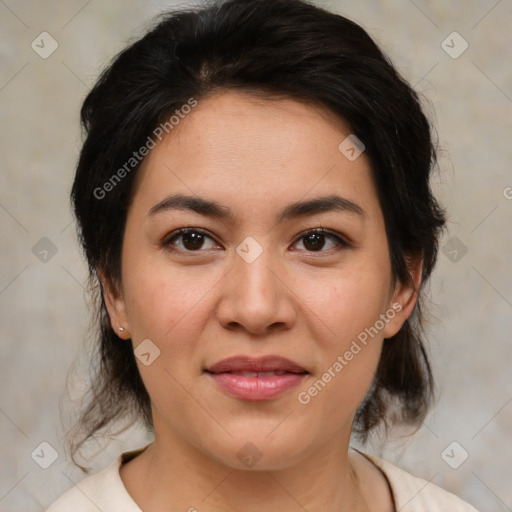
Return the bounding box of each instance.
[46,445,480,511]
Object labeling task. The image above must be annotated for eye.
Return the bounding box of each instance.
[163,227,349,254]
[163,228,221,252]
[292,228,349,253]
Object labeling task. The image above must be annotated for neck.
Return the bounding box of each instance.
[121,425,371,512]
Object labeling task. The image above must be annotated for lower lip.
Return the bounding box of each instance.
[207,372,307,401]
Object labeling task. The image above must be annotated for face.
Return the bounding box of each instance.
[103,90,419,470]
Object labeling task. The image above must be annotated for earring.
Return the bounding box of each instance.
[118,327,125,332]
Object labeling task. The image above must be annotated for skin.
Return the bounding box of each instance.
[101,90,422,512]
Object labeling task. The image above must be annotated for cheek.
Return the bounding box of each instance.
[296,281,385,428]
[291,263,390,414]
[298,262,391,350]
[122,261,216,404]
[122,248,221,342]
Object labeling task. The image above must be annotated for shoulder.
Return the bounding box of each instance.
[45,448,146,512]
[361,451,480,512]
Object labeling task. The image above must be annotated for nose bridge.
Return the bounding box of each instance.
[234,238,280,311]
[216,237,295,334]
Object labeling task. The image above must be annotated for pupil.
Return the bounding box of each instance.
[183,232,204,250]
[304,233,324,251]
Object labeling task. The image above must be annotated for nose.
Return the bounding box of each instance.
[215,245,297,336]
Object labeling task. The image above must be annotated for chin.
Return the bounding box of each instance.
[198,425,314,472]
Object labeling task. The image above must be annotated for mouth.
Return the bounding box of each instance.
[205,354,309,374]
[207,370,304,377]
[204,355,309,401]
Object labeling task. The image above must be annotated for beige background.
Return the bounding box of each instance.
[1,0,511,510]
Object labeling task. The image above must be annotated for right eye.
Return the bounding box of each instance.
[163,228,222,253]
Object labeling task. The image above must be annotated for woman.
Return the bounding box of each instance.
[47,0,479,510]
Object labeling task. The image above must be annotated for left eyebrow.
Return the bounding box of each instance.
[147,193,365,222]
[276,194,365,222]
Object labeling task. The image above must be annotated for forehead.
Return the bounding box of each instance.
[130,90,380,223]
[155,90,355,171]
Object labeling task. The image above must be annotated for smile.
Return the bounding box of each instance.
[206,371,308,401]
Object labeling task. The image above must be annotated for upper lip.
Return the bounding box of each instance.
[205,355,308,374]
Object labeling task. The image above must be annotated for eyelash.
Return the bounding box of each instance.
[162,227,350,254]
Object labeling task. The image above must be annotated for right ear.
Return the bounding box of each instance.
[97,267,130,339]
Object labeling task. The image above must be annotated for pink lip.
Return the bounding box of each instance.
[206,355,307,373]
[207,372,307,400]
[205,355,308,401]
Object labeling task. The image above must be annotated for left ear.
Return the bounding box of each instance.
[382,254,423,339]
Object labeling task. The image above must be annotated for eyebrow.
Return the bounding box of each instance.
[148,193,365,222]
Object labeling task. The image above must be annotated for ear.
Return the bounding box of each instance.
[97,267,130,339]
[382,254,423,339]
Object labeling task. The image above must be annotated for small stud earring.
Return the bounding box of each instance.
[118,327,125,332]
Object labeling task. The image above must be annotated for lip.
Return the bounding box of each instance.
[205,355,308,374]
[205,355,309,401]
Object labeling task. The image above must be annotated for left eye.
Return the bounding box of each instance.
[163,227,348,253]
[292,228,348,252]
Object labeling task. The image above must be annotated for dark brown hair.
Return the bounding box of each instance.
[68,0,446,470]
